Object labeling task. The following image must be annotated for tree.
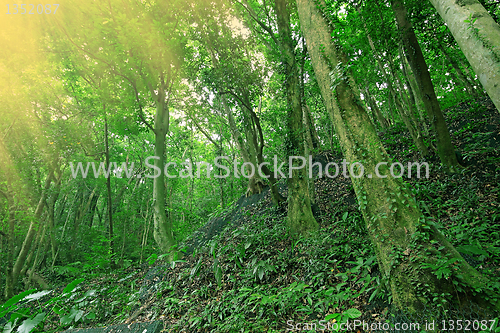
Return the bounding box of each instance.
[232,0,318,233]
[391,0,461,172]
[429,0,500,112]
[275,0,318,235]
[296,0,499,313]
[53,0,192,253]
[191,6,284,204]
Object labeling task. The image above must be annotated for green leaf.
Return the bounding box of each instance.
[85,312,96,320]
[75,309,85,323]
[214,264,222,286]
[368,287,379,303]
[342,212,348,221]
[1,289,37,317]
[60,308,84,325]
[147,254,157,265]
[457,245,487,256]
[17,312,45,333]
[343,308,362,318]
[24,291,52,303]
[325,313,341,321]
[60,313,72,325]
[258,267,264,280]
[63,278,84,294]
[3,320,16,333]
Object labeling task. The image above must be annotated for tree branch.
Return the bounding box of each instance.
[233,0,279,46]
[219,90,253,112]
[187,112,221,149]
[2,119,16,142]
[128,78,155,133]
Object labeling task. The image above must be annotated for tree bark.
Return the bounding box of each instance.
[221,96,261,195]
[401,54,431,138]
[305,104,321,150]
[429,0,500,112]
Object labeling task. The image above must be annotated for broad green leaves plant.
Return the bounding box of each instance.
[0,278,92,333]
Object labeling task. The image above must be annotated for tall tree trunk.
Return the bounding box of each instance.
[104,108,114,261]
[27,217,48,288]
[300,41,321,151]
[386,47,430,157]
[304,104,321,150]
[217,137,226,209]
[21,211,45,278]
[296,0,499,313]
[303,107,316,205]
[436,40,477,96]
[401,54,431,138]
[250,102,285,205]
[151,84,175,253]
[11,169,53,295]
[275,0,318,235]
[365,87,389,129]
[429,0,500,112]
[44,167,62,270]
[300,54,318,205]
[2,182,16,299]
[221,96,260,195]
[52,193,73,268]
[391,0,461,172]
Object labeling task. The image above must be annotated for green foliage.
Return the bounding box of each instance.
[139,206,376,331]
[0,279,94,333]
[1,0,500,330]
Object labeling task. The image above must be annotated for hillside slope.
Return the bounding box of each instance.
[2,97,499,332]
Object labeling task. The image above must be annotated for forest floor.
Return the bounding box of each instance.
[6,97,500,332]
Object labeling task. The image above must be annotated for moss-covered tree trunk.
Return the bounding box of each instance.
[275,0,318,235]
[391,0,460,172]
[429,0,500,112]
[296,0,499,313]
[386,47,429,157]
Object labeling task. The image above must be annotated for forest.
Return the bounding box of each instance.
[1,0,500,331]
